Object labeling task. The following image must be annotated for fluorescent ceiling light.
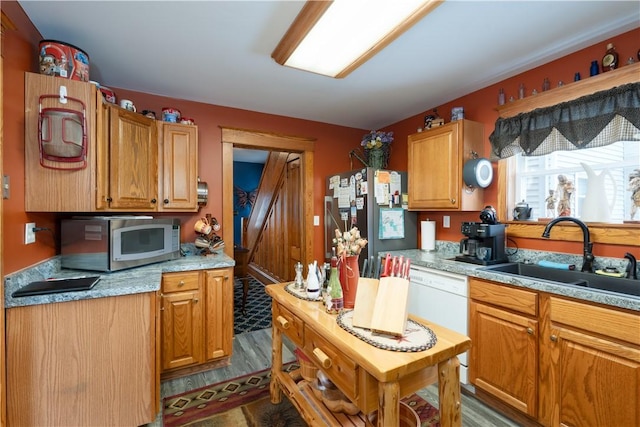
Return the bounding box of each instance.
[272,0,442,78]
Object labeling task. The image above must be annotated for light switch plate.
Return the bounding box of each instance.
[443,216,451,228]
[313,215,320,226]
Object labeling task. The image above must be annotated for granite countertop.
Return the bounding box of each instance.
[4,251,235,309]
[386,244,640,312]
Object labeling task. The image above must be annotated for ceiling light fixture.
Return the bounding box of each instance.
[272,0,443,78]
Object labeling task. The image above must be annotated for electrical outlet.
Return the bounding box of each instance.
[443,216,451,228]
[313,215,320,226]
[25,222,36,244]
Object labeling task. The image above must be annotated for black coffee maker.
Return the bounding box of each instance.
[456,207,509,265]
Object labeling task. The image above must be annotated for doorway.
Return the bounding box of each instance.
[221,127,316,276]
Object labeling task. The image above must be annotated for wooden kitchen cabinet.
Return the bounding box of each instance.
[160,271,204,371]
[157,121,199,211]
[408,119,485,211]
[470,277,640,427]
[469,278,539,418]
[24,71,199,212]
[204,268,233,360]
[538,295,640,427]
[96,102,158,210]
[160,267,234,377]
[24,72,98,212]
[6,293,158,426]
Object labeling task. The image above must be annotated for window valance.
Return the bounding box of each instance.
[489,82,640,159]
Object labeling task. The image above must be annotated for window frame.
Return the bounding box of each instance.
[494,63,640,248]
[498,159,639,247]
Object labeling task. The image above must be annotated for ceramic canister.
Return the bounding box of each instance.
[162,107,181,123]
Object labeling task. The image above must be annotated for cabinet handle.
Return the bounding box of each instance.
[550,334,558,342]
[450,198,456,204]
[193,298,199,303]
[164,199,170,204]
[160,307,165,311]
[151,198,157,204]
[106,197,112,202]
[312,348,332,368]
[178,280,185,287]
[526,327,534,335]
[276,315,290,329]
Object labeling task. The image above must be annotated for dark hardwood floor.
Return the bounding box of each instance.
[149,328,521,426]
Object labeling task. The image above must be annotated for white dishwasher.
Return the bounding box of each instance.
[408,265,469,383]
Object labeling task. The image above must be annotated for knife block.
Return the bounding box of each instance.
[352,276,410,337]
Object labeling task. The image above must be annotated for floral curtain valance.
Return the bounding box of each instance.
[489,82,640,159]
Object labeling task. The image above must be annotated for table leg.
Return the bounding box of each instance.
[242,277,249,315]
[438,356,462,427]
[377,380,399,427]
[270,305,283,404]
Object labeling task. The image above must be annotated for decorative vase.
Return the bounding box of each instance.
[339,255,360,309]
[369,148,385,169]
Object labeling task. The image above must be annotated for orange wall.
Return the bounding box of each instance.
[2,0,638,274]
[386,27,640,260]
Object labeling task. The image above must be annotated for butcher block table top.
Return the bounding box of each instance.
[266,282,472,427]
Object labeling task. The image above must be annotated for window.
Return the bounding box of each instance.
[512,140,640,223]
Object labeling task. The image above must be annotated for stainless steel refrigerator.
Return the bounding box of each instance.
[324,167,418,268]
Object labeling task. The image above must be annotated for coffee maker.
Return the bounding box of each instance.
[455,221,509,266]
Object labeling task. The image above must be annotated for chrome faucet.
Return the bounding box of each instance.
[541,217,595,273]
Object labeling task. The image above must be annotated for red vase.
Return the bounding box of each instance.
[339,255,360,309]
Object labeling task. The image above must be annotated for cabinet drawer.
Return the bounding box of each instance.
[162,271,200,293]
[305,326,358,402]
[273,302,304,348]
[470,278,537,317]
[549,296,640,346]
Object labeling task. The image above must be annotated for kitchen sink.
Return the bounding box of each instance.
[480,262,640,298]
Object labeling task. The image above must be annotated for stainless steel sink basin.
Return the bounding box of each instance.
[480,262,640,297]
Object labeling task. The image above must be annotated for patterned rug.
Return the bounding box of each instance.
[233,276,272,335]
[163,364,440,426]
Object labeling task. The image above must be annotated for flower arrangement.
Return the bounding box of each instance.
[333,227,368,258]
[361,130,393,150]
[361,130,393,169]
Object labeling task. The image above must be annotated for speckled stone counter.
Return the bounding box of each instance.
[4,251,235,309]
[385,242,640,312]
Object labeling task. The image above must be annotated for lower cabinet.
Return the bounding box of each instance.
[6,293,158,426]
[469,277,640,426]
[160,267,233,376]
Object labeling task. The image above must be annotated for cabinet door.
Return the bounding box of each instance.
[549,326,640,427]
[107,106,158,210]
[161,290,203,371]
[469,300,538,417]
[24,72,97,212]
[408,123,461,209]
[204,268,233,361]
[158,122,198,211]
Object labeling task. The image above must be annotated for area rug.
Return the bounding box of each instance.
[234,276,272,335]
[163,364,440,426]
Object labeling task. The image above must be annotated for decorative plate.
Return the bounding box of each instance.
[336,310,437,352]
[285,282,323,302]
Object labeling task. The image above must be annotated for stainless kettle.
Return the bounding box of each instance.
[513,200,532,220]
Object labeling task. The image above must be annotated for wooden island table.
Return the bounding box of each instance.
[266,283,471,426]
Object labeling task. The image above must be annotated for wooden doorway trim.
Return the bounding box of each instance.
[220,127,315,270]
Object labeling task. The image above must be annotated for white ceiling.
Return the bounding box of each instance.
[18,1,639,132]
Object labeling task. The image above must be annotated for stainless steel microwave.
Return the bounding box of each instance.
[61,216,181,272]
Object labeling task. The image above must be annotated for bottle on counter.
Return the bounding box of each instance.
[601,43,618,72]
[498,88,505,105]
[327,248,343,314]
[518,83,525,99]
[590,60,600,76]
